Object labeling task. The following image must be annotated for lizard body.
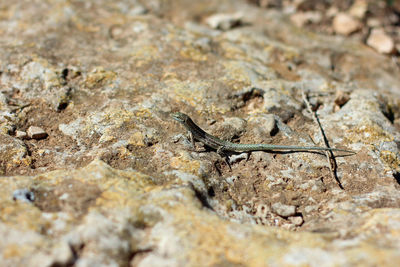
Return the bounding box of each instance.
[171,112,354,155]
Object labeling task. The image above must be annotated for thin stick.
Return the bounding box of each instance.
[301,90,344,190]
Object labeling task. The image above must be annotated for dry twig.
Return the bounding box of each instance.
[301,90,343,189]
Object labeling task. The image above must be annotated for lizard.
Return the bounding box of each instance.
[171,112,355,157]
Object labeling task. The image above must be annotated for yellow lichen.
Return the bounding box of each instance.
[84,67,117,89]
[180,47,208,61]
[166,79,208,108]
[3,244,28,258]
[221,61,252,85]
[220,42,248,61]
[346,121,393,144]
[380,150,400,171]
[128,132,145,147]
[170,152,201,174]
[131,45,160,66]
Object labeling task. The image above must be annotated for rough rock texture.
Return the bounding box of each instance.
[0,0,400,266]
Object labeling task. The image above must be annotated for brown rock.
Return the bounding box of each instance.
[367,28,395,54]
[332,13,361,35]
[27,126,48,140]
[334,90,351,107]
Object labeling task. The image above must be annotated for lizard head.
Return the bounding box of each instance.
[171,112,190,124]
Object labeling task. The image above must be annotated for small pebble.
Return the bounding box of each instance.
[334,90,350,107]
[367,28,395,54]
[13,189,35,203]
[205,13,243,31]
[332,13,361,35]
[15,130,28,139]
[27,126,48,140]
[288,216,304,226]
[272,202,296,217]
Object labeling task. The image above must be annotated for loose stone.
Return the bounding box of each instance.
[332,13,361,35]
[272,202,296,217]
[27,126,48,140]
[288,216,304,226]
[367,28,395,54]
[205,13,243,31]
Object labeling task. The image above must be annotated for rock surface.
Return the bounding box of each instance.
[0,0,400,266]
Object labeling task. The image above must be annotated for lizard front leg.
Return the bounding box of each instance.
[186,131,206,152]
[188,130,195,149]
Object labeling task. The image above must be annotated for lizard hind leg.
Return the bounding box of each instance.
[246,152,251,161]
[217,146,232,171]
